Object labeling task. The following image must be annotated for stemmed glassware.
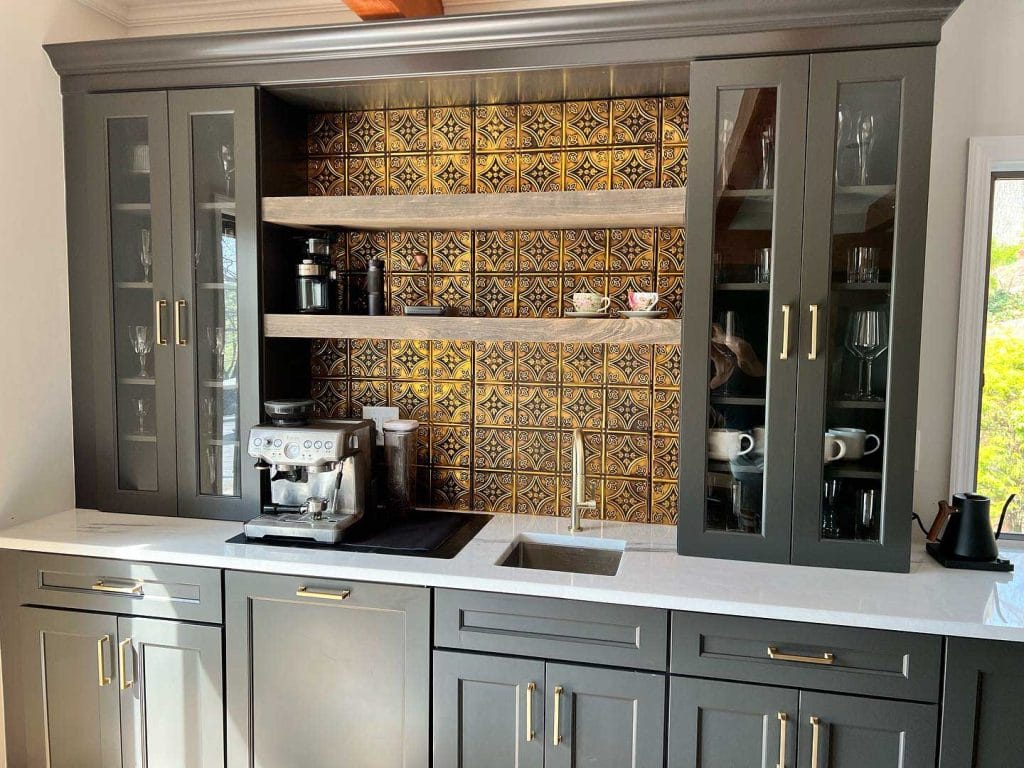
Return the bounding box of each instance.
[128,325,154,378]
[844,309,889,400]
[131,397,150,436]
[760,121,775,190]
[207,326,225,379]
[193,226,203,271]
[139,228,153,283]
[201,395,218,437]
[219,144,234,197]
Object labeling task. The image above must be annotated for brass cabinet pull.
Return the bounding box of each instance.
[808,304,820,361]
[779,305,792,360]
[776,712,788,768]
[118,638,134,690]
[92,580,144,596]
[767,646,835,665]
[296,586,351,601]
[525,682,536,742]
[552,685,563,746]
[155,300,168,346]
[96,635,111,687]
[174,299,187,346]
[809,716,822,768]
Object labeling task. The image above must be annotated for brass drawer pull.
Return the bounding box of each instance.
[296,586,351,601]
[776,712,788,768]
[779,304,792,360]
[97,635,111,687]
[809,716,822,768]
[767,646,835,665]
[118,638,135,690]
[525,682,536,742]
[552,685,563,746]
[155,300,168,346]
[174,299,187,346]
[808,304,820,361]
[92,580,144,597]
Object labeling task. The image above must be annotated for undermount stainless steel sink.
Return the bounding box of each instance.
[498,534,625,576]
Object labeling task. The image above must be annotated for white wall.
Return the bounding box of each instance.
[915,0,1024,524]
[0,3,126,763]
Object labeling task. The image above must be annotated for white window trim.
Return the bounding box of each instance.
[949,136,1024,497]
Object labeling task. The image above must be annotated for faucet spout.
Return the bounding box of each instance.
[569,428,597,532]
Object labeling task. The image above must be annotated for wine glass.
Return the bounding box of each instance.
[128,325,154,378]
[219,144,234,197]
[193,226,203,271]
[131,397,150,435]
[201,395,218,437]
[206,445,219,494]
[856,114,877,186]
[822,479,843,539]
[139,228,153,283]
[207,326,225,379]
[760,121,775,190]
[844,309,889,400]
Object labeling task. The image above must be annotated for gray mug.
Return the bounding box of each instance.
[827,428,881,460]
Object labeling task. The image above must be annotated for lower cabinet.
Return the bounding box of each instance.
[433,650,666,768]
[225,571,431,768]
[18,606,224,768]
[668,677,937,768]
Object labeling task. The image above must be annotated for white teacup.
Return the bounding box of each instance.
[571,292,611,313]
[828,428,880,460]
[627,291,660,311]
[708,428,755,461]
[823,434,848,463]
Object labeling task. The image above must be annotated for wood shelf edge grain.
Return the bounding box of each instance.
[262,188,686,231]
[264,314,682,345]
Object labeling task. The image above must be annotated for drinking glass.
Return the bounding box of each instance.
[856,488,878,540]
[822,479,842,539]
[846,246,880,284]
[219,144,234,197]
[193,226,203,271]
[201,395,218,437]
[207,326,226,379]
[139,228,152,283]
[754,247,772,284]
[206,445,219,493]
[132,397,150,435]
[844,309,889,400]
[760,121,775,190]
[855,114,877,186]
[128,325,154,378]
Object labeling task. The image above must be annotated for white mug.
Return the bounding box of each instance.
[752,426,766,455]
[824,434,848,463]
[828,428,881,460]
[708,428,755,461]
[571,292,611,313]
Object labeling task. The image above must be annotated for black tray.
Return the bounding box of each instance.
[926,542,1015,572]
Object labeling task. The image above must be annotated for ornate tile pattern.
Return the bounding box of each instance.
[306,96,688,520]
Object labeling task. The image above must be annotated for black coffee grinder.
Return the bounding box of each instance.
[926,493,1015,572]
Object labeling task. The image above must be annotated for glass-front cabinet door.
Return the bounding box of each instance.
[77,93,177,516]
[679,57,809,563]
[791,48,935,571]
[169,89,259,519]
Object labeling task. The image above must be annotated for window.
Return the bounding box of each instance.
[976,174,1024,534]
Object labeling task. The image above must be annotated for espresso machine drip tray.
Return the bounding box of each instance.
[228,510,491,559]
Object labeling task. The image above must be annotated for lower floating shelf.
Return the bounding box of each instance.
[263,314,682,345]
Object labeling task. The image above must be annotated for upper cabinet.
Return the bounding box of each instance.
[66,88,259,520]
[679,48,936,571]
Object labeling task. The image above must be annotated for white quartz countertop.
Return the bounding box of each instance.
[2,508,1024,642]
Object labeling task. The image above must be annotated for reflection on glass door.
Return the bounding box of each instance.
[817,81,901,542]
[109,117,160,492]
[190,113,240,497]
[703,87,777,535]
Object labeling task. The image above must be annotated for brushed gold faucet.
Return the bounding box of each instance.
[569,428,597,531]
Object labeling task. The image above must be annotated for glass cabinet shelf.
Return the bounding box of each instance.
[715,283,771,292]
[115,281,154,290]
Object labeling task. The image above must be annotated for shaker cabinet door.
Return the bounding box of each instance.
[433,650,545,768]
[18,607,122,768]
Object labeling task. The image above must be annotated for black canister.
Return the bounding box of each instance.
[367,258,385,316]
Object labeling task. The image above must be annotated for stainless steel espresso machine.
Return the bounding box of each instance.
[244,399,375,544]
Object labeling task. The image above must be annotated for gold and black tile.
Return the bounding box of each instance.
[605,432,651,478]
[609,228,655,273]
[388,273,431,314]
[346,230,388,271]
[518,151,562,193]
[556,473,603,520]
[307,158,345,196]
[653,344,682,390]
[603,477,650,522]
[389,379,431,423]
[514,428,559,473]
[386,108,429,153]
[346,154,387,196]
[520,102,564,149]
[431,425,472,468]
[515,385,559,429]
[610,146,658,190]
[430,339,473,381]
[655,227,686,274]
[474,231,516,273]
[430,468,472,510]
[474,427,514,470]
[651,480,679,525]
[516,230,561,273]
[516,341,559,384]
[475,152,518,194]
[388,339,430,380]
[562,228,608,274]
[388,231,430,272]
[473,274,516,318]
[515,275,560,318]
[605,386,652,432]
[606,343,653,387]
[308,113,345,156]
[346,110,387,154]
[311,338,348,378]
[431,380,473,425]
[515,472,559,516]
[430,231,472,272]
[350,378,389,412]
[429,106,473,153]
[474,341,516,383]
[348,338,388,379]
[560,343,605,386]
[475,104,518,152]
[564,149,610,191]
[429,153,472,195]
[651,433,679,481]
[655,273,685,318]
[474,383,515,427]
[310,378,349,419]
[387,154,429,195]
[662,96,690,146]
[473,470,513,514]
[611,98,659,146]
[431,273,473,315]
[660,144,688,188]
[565,100,611,147]
[558,386,604,430]
[652,387,681,435]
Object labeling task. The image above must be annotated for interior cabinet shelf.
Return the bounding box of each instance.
[122,433,157,443]
[264,313,682,345]
[118,377,155,386]
[115,281,153,290]
[711,395,767,406]
[112,202,152,214]
[830,399,886,410]
[262,188,686,231]
[715,282,770,292]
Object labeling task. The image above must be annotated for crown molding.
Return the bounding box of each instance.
[74,0,357,30]
[75,0,130,25]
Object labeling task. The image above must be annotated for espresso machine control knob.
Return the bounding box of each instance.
[284,442,301,461]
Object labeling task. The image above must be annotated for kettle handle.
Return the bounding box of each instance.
[996,494,1016,540]
[927,500,955,543]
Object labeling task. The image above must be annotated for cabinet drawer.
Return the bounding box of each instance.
[670,612,941,702]
[435,589,668,671]
[18,552,222,624]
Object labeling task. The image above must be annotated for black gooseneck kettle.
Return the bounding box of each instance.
[926,493,1015,572]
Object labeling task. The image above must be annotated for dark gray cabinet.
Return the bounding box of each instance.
[225,571,431,768]
[65,87,258,521]
[939,638,1024,767]
[680,47,937,571]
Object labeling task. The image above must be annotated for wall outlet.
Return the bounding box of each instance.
[362,406,400,445]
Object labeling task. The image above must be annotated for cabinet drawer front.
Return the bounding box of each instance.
[18,553,222,623]
[436,589,668,671]
[670,612,941,702]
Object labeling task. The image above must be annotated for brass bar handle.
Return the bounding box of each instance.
[767,646,835,665]
[808,304,820,361]
[174,299,187,346]
[118,638,135,690]
[296,586,351,601]
[809,716,822,768]
[155,300,168,346]
[552,685,563,746]
[92,580,144,596]
[776,712,788,768]
[779,304,792,360]
[525,682,536,742]
[97,635,111,687]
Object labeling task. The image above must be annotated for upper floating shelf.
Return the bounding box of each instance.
[262,188,686,231]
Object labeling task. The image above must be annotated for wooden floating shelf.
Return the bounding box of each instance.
[262,188,686,231]
[264,314,682,345]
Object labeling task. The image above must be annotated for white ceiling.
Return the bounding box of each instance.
[74,0,621,35]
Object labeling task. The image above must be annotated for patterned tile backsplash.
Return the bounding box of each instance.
[306,96,687,524]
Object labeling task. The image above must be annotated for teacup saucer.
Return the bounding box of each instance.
[565,310,609,318]
[619,309,668,318]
